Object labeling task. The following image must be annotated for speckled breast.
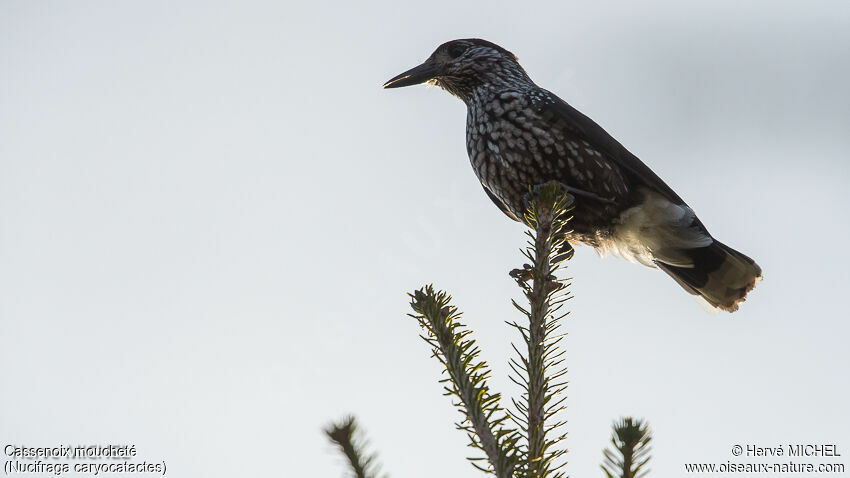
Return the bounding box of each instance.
[464,90,630,244]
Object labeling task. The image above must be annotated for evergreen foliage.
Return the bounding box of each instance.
[601,418,653,478]
[326,183,653,478]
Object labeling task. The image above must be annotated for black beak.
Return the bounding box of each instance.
[383,62,441,89]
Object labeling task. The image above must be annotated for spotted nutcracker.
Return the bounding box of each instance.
[384,38,761,312]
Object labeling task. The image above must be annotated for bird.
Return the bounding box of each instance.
[383,38,762,312]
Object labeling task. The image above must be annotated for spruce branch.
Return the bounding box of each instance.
[409,286,520,478]
[327,186,659,478]
[508,182,575,478]
[601,417,653,478]
[325,416,383,478]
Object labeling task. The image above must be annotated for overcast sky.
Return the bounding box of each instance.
[2,1,849,477]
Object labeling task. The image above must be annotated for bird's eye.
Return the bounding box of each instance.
[447,44,467,59]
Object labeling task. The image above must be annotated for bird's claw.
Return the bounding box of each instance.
[525,181,613,206]
[510,264,534,283]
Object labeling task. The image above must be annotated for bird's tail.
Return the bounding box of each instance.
[654,240,762,312]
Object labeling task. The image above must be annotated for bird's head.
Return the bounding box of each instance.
[383,39,532,102]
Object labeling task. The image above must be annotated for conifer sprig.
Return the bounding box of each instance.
[325,416,383,478]
[507,182,575,478]
[601,417,653,478]
[327,183,655,478]
[409,286,520,478]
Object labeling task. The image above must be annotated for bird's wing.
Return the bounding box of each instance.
[483,184,521,222]
[533,91,686,205]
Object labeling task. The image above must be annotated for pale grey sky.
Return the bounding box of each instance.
[1,1,848,477]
